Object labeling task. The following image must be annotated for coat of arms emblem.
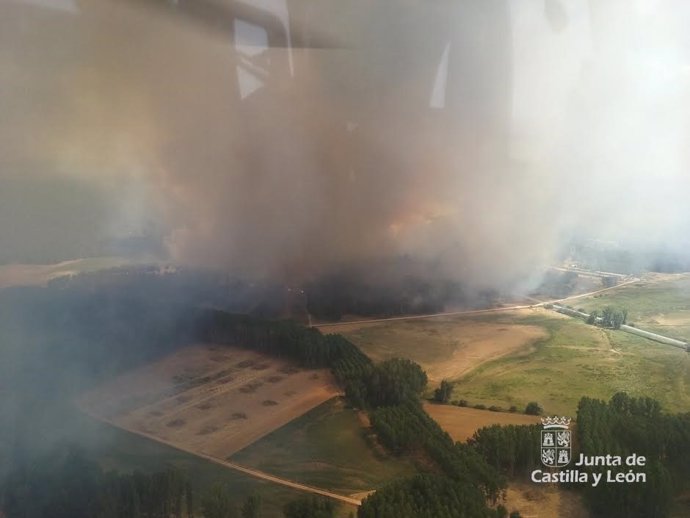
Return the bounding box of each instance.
[540,416,572,467]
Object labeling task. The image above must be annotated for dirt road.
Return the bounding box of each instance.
[83,411,363,507]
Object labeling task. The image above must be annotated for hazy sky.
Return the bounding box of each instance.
[2,0,690,290]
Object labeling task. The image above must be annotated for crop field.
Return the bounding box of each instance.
[232,397,417,496]
[423,403,541,442]
[79,344,340,460]
[333,313,548,383]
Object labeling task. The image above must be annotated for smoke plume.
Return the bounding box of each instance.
[2,0,690,291]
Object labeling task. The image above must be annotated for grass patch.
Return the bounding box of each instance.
[65,410,354,518]
[338,306,690,417]
[231,397,417,495]
[451,313,690,416]
[576,274,690,341]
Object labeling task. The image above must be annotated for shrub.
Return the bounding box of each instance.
[525,402,543,415]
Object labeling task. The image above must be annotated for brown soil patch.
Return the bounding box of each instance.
[334,309,549,384]
[423,403,541,442]
[79,344,340,458]
[503,481,589,518]
[426,321,548,382]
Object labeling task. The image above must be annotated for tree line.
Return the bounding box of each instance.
[196,311,371,372]
[1,447,196,518]
[461,393,690,518]
[358,474,510,518]
[0,444,354,518]
[576,393,690,518]
[127,312,690,517]
[197,310,509,517]
[13,302,688,518]
[467,425,541,478]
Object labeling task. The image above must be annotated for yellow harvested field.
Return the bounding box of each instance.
[335,313,548,383]
[424,403,541,442]
[426,322,548,382]
[79,344,340,458]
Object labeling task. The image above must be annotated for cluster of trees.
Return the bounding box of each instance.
[358,474,509,518]
[197,312,513,515]
[283,496,336,518]
[524,402,543,416]
[197,310,371,371]
[433,380,454,403]
[371,401,444,453]
[1,448,194,518]
[586,306,628,329]
[347,361,505,517]
[576,393,690,518]
[198,311,432,411]
[1,446,352,518]
[370,402,503,500]
[0,275,516,518]
[348,358,428,408]
[468,425,541,477]
[200,485,261,518]
[457,393,690,517]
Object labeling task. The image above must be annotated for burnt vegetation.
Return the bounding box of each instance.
[304,265,468,321]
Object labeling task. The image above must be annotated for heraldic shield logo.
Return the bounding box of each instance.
[540,416,572,468]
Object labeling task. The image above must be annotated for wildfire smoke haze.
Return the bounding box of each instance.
[2,0,690,292]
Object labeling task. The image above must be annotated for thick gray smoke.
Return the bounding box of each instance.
[2,0,690,291]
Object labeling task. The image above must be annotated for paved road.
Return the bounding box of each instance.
[82,410,364,507]
[552,302,688,350]
[314,276,641,330]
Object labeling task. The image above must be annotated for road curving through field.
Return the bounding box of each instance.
[81,410,364,507]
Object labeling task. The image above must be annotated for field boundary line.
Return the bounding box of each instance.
[80,409,363,507]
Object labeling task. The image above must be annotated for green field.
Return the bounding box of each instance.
[453,313,690,416]
[71,410,357,518]
[231,397,417,496]
[576,274,690,342]
[336,305,690,416]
